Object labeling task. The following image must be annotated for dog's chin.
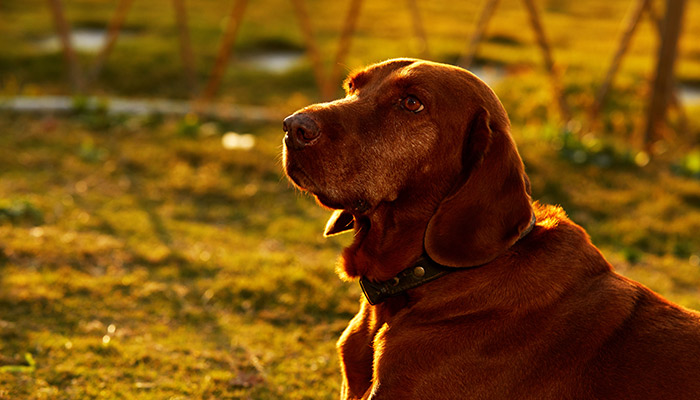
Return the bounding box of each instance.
[314,194,346,210]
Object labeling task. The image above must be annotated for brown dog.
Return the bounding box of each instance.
[282,58,700,399]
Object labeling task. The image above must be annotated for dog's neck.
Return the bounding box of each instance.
[340,194,439,282]
[359,213,537,305]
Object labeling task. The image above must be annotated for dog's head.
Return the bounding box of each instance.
[283,58,532,271]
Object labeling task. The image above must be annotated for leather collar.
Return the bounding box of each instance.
[359,214,537,305]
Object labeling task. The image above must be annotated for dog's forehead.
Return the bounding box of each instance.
[353,60,483,92]
[406,61,485,87]
[347,59,416,88]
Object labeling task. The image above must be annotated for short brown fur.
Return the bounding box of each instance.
[282,59,700,399]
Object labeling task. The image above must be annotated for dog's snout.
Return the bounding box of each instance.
[283,113,320,150]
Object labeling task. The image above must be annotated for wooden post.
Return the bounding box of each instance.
[647,0,687,138]
[90,0,134,82]
[407,0,430,58]
[591,0,650,120]
[200,0,249,101]
[643,0,686,148]
[327,0,363,93]
[459,0,500,68]
[47,0,83,91]
[173,0,197,95]
[522,0,570,121]
[290,0,333,100]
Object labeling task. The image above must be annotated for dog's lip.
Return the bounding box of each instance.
[285,162,315,191]
[284,161,344,208]
[284,146,369,211]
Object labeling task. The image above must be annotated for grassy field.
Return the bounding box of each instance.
[1,0,700,399]
[0,112,358,398]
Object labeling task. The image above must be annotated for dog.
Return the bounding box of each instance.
[282,58,700,399]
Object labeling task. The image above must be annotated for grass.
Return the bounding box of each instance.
[1,0,700,398]
[0,111,358,399]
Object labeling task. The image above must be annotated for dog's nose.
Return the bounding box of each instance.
[283,113,320,150]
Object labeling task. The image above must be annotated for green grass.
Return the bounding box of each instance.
[2,0,700,398]
[0,112,358,398]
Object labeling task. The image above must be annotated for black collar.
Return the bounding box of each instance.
[359,214,537,305]
[360,255,455,305]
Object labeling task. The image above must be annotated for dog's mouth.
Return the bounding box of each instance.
[284,160,313,191]
[283,144,376,213]
[283,156,347,210]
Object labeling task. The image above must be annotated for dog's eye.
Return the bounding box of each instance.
[402,96,424,113]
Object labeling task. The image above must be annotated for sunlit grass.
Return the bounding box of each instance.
[0,111,362,398]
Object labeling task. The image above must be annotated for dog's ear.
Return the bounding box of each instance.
[324,210,355,237]
[425,108,533,267]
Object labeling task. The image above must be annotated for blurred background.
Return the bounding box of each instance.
[1,0,699,398]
